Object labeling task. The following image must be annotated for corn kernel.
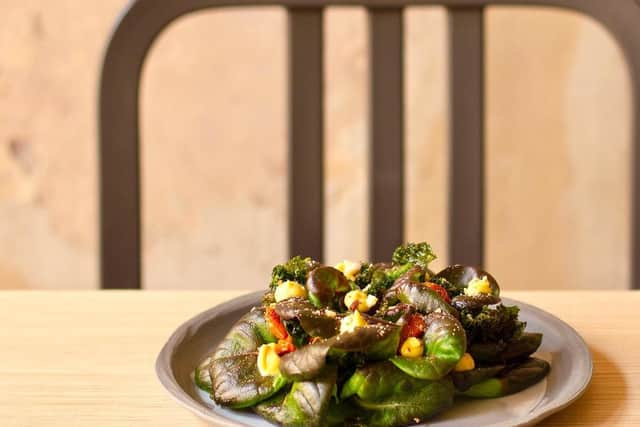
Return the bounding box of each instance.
[344,290,378,312]
[335,260,362,281]
[464,276,491,296]
[339,310,368,334]
[257,343,281,377]
[400,337,424,358]
[274,280,307,302]
[454,352,475,372]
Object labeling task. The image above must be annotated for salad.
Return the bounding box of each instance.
[195,242,550,427]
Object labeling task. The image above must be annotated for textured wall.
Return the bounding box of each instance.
[0,2,631,290]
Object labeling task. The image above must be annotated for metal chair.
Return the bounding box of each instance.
[99,0,640,289]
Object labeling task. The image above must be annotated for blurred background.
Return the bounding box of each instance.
[0,2,631,291]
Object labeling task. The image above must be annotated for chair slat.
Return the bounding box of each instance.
[99,10,150,290]
[448,7,485,266]
[99,90,142,289]
[632,74,640,290]
[288,8,325,261]
[369,8,404,262]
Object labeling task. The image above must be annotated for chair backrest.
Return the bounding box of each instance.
[99,0,640,289]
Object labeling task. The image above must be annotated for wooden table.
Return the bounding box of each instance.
[0,291,638,426]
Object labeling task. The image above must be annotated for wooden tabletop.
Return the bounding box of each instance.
[0,290,638,426]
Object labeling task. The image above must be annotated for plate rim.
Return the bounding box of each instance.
[156,291,593,427]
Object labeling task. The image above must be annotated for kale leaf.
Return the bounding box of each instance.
[354,263,374,289]
[391,242,437,269]
[270,256,319,288]
[355,263,413,296]
[460,304,525,344]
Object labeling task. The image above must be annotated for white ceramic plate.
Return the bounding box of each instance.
[156,292,592,427]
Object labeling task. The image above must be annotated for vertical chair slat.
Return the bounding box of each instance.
[100,69,142,289]
[632,71,640,289]
[288,8,325,261]
[448,7,485,267]
[369,8,404,262]
[99,7,155,289]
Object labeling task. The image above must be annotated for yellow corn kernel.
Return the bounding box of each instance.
[344,290,378,312]
[400,337,424,358]
[339,310,368,334]
[454,352,475,372]
[464,276,491,296]
[257,343,281,377]
[274,280,307,302]
[335,260,362,281]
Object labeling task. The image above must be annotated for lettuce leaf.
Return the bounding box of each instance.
[254,366,337,427]
[280,321,400,381]
[352,377,454,427]
[210,353,287,408]
[342,361,436,401]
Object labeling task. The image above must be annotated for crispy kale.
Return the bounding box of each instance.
[270,256,319,289]
[460,304,526,344]
[365,270,394,296]
[391,242,437,269]
[355,242,437,296]
[354,263,375,289]
[355,263,414,296]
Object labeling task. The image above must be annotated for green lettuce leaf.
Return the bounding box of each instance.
[210,352,287,408]
[450,364,505,392]
[213,308,275,359]
[352,377,454,427]
[280,320,400,381]
[462,357,550,398]
[342,361,439,401]
[254,366,337,426]
[390,312,467,380]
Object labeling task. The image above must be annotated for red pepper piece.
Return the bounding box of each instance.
[275,336,296,355]
[265,306,289,340]
[400,313,427,344]
[425,282,451,303]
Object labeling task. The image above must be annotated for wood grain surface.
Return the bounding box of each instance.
[0,291,638,426]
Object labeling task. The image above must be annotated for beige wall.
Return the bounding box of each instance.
[0,3,631,290]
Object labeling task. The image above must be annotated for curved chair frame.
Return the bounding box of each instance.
[99,0,640,289]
